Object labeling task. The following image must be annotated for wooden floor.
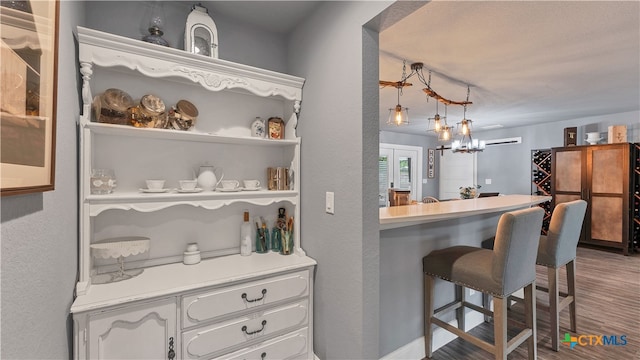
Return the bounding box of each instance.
[426,246,640,360]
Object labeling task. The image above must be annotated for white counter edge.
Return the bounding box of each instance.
[379,195,551,230]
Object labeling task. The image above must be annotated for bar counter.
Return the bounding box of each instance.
[378,194,551,357]
[380,194,551,230]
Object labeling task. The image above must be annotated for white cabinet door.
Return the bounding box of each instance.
[89,298,177,360]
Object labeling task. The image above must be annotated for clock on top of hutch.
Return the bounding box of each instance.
[552,142,639,255]
[71,27,316,360]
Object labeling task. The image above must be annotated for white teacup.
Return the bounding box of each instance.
[146,179,165,190]
[243,180,261,189]
[179,180,197,191]
[220,180,240,190]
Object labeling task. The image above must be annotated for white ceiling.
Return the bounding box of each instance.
[200,1,639,137]
[379,1,640,135]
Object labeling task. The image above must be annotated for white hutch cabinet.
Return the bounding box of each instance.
[71,27,316,360]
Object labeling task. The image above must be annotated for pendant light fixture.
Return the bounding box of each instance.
[451,87,485,153]
[387,85,409,126]
[380,60,481,146]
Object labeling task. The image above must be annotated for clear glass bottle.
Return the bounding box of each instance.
[270,227,281,252]
[240,211,252,256]
[255,217,269,253]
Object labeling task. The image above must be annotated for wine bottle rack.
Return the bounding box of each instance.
[631,143,640,252]
[532,149,552,234]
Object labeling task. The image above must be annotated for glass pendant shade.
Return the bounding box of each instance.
[460,119,470,135]
[438,126,452,141]
[388,104,409,126]
[433,115,442,132]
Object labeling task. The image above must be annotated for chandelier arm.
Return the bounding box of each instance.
[422,88,472,106]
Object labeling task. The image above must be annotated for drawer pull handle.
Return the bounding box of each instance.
[241,289,267,303]
[241,320,267,335]
[167,337,175,360]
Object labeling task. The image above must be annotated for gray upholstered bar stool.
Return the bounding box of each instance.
[535,200,587,351]
[423,207,544,360]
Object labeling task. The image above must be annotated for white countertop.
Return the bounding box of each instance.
[71,252,316,313]
[379,194,551,230]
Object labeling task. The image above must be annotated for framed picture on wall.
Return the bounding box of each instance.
[427,148,435,178]
[1,0,59,196]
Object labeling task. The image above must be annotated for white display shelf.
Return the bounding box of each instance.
[86,190,298,216]
[85,122,299,146]
[77,27,304,102]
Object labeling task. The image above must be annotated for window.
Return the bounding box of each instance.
[379,143,423,206]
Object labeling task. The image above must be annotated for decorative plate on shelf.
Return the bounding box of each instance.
[139,188,172,193]
[177,188,203,193]
[215,187,243,192]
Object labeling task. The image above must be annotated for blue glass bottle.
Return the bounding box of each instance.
[271,227,281,252]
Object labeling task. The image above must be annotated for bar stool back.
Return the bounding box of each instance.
[536,200,587,351]
[423,207,544,360]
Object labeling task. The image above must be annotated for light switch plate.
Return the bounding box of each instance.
[326,192,334,214]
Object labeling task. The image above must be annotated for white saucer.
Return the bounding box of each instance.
[242,187,261,191]
[139,188,171,193]
[215,187,243,192]
[177,188,203,193]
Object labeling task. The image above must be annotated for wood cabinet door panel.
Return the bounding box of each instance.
[591,147,624,194]
[591,197,623,242]
[555,150,583,192]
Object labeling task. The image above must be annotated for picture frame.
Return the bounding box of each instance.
[427,148,435,178]
[267,117,285,140]
[1,0,59,196]
[563,127,577,147]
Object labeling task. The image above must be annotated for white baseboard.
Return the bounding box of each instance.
[379,312,484,360]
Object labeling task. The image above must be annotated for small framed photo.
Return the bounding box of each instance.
[564,127,577,147]
[268,117,284,139]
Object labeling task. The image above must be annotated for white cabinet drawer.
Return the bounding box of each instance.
[182,299,308,359]
[214,327,309,360]
[182,270,309,328]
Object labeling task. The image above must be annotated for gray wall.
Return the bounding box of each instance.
[475,110,640,195]
[288,2,391,358]
[380,131,440,198]
[1,2,290,358]
[0,1,84,358]
[85,1,288,73]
